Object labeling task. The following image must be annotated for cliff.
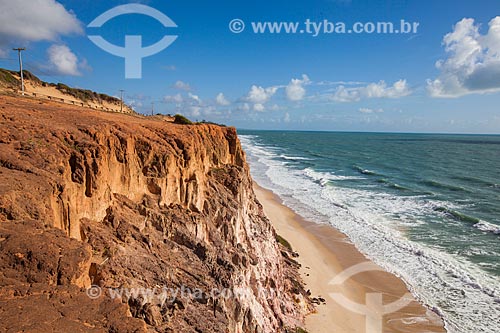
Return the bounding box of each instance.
[0,94,311,332]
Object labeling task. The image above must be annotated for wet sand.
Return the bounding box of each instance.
[254,183,446,333]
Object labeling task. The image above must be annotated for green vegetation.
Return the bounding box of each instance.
[196,119,226,127]
[0,69,19,86]
[0,67,121,105]
[276,234,293,251]
[102,246,114,259]
[22,70,42,85]
[285,327,308,333]
[173,114,193,125]
[54,82,120,104]
[0,69,42,87]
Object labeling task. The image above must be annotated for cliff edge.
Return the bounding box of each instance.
[0,94,311,332]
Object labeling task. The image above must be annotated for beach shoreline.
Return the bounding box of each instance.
[253,182,446,333]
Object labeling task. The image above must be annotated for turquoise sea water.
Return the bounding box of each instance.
[239,130,500,333]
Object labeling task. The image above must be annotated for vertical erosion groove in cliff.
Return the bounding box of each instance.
[0,95,310,333]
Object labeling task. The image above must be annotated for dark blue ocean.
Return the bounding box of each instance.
[239,130,500,333]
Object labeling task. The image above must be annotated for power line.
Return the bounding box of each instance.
[12,48,26,95]
[20,52,64,78]
[23,56,61,78]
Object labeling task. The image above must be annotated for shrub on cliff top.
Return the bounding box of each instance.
[55,83,120,104]
[22,70,42,85]
[173,114,193,125]
[0,69,17,86]
[285,327,309,333]
[197,119,226,127]
[0,69,43,87]
[276,234,293,251]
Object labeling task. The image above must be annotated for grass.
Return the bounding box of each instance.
[285,327,309,333]
[22,70,42,85]
[0,67,122,105]
[54,83,120,104]
[0,69,18,86]
[196,120,226,127]
[0,69,43,87]
[173,114,193,125]
[276,234,293,251]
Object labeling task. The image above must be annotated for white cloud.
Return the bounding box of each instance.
[203,106,217,116]
[427,17,500,97]
[239,103,250,111]
[332,80,411,102]
[215,93,230,106]
[190,106,201,117]
[0,0,82,44]
[173,80,191,91]
[188,92,202,104]
[128,100,143,109]
[284,112,291,123]
[164,93,183,103]
[359,107,384,113]
[246,85,278,104]
[317,80,367,86]
[269,104,281,111]
[331,86,359,102]
[78,58,92,73]
[285,74,310,101]
[244,84,280,113]
[47,44,81,76]
[253,103,265,112]
[366,80,410,98]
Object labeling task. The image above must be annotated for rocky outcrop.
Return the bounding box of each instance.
[0,94,311,332]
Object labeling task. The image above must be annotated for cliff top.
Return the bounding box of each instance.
[0,93,228,134]
[0,68,134,113]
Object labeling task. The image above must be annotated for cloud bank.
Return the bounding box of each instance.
[285,74,310,101]
[332,80,411,102]
[47,44,81,76]
[0,0,82,44]
[427,17,500,97]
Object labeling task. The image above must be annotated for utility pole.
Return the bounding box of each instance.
[119,89,124,112]
[12,48,26,95]
[151,102,154,116]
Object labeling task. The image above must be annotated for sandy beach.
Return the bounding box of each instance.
[254,183,446,333]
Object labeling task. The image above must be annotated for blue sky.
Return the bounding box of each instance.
[0,0,499,133]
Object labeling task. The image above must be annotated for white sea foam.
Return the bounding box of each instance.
[240,135,500,333]
[473,221,500,235]
[303,167,364,182]
[279,154,312,161]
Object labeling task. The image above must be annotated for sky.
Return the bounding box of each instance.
[0,0,499,133]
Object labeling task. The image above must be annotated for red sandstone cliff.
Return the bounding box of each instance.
[0,94,311,332]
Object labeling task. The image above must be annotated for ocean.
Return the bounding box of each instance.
[239,130,500,333]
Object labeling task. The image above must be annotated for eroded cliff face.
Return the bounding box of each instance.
[0,95,311,332]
